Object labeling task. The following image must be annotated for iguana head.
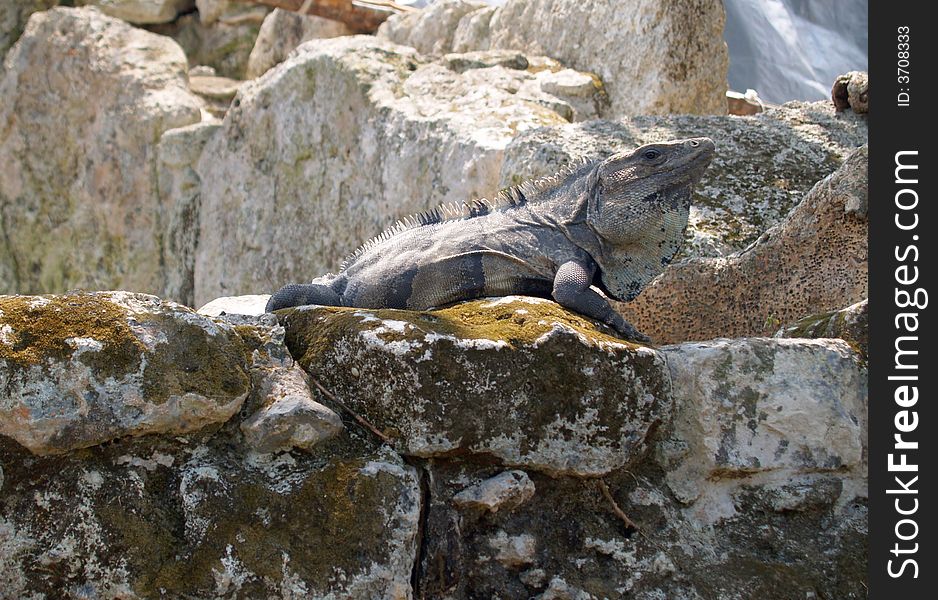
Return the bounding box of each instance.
[586,137,715,301]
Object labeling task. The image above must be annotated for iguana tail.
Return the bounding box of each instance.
[265,283,342,312]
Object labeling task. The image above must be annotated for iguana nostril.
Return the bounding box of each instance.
[689,140,700,147]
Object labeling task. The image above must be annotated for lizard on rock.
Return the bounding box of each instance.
[266,138,715,341]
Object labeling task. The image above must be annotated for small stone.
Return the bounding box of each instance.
[189,64,217,77]
[489,531,536,568]
[832,70,869,114]
[197,295,271,317]
[240,364,344,453]
[520,568,547,588]
[189,74,243,101]
[452,470,535,512]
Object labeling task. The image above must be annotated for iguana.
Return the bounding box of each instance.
[266,138,715,341]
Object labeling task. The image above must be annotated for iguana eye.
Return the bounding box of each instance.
[642,149,661,160]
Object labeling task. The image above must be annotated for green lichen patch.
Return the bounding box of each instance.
[138,311,251,407]
[427,298,633,347]
[282,297,634,365]
[0,293,144,379]
[281,297,669,476]
[0,434,417,598]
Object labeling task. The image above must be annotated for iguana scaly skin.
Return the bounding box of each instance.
[266,138,715,341]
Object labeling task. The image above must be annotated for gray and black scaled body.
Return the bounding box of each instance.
[266,138,715,341]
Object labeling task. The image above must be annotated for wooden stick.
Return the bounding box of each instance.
[244,0,415,33]
[597,479,640,531]
[308,375,393,444]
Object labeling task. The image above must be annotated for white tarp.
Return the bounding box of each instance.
[723,0,868,103]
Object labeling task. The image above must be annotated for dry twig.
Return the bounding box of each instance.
[308,375,393,445]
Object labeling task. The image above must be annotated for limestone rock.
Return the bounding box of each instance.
[452,470,536,513]
[832,70,869,114]
[776,299,869,359]
[245,8,353,79]
[380,0,729,117]
[0,292,251,455]
[158,121,222,307]
[0,7,204,298]
[0,436,420,598]
[149,6,268,79]
[196,0,268,27]
[281,297,670,477]
[0,0,57,59]
[240,362,344,453]
[78,0,194,25]
[619,144,868,344]
[501,100,868,259]
[205,308,344,454]
[0,303,868,597]
[659,337,867,505]
[194,36,601,306]
[415,448,865,598]
[379,0,486,56]
[490,531,536,568]
[197,294,271,317]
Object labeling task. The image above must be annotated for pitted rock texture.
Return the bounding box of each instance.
[500,100,868,259]
[379,0,729,118]
[452,470,535,513]
[832,70,869,114]
[0,293,250,455]
[0,7,204,298]
[776,299,869,359]
[0,292,868,598]
[659,337,867,507]
[0,435,420,599]
[194,36,605,306]
[1,0,57,59]
[619,144,868,344]
[415,453,866,599]
[281,296,670,477]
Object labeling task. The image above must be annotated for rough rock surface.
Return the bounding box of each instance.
[379,0,729,117]
[0,0,57,59]
[77,0,194,25]
[245,8,353,79]
[0,435,420,598]
[659,337,867,505]
[148,3,269,79]
[501,100,868,258]
[832,70,869,114]
[158,121,222,307]
[379,0,485,56]
[196,0,268,27]
[0,292,868,597]
[0,7,204,298]
[222,311,345,454]
[619,144,868,344]
[194,36,605,306]
[281,297,670,477]
[411,335,866,599]
[776,299,869,359]
[0,293,251,455]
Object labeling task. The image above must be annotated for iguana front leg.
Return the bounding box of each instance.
[552,260,650,342]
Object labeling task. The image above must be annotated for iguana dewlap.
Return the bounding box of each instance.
[266,138,715,341]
